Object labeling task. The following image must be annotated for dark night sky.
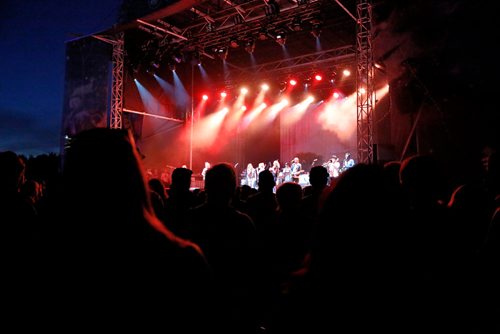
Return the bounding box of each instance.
[0,0,120,156]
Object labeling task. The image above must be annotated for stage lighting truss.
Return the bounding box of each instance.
[130,1,349,71]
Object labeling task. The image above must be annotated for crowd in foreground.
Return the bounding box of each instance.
[1,127,499,333]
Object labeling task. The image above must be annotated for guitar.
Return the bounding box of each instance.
[292,169,304,178]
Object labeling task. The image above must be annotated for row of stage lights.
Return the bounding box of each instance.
[189,67,352,102]
[143,61,352,94]
[198,83,344,102]
[280,68,351,90]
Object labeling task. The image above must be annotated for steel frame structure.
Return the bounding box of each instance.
[225,45,356,83]
[93,32,125,129]
[111,32,124,129]
[155,0,324,51]
[109,0,375,161]
[134,0,353,65]
[356,0,374,164]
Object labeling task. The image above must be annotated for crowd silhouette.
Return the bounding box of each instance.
[1,127,499,333]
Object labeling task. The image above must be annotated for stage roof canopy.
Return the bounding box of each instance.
[108,0,358,87]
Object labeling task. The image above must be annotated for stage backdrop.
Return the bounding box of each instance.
[280,99,357,171]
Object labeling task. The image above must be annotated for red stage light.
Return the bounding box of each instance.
[202,94,208,100]
[289,79,297,86]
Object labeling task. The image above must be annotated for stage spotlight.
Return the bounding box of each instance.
[191,50,202,66]
[168,62,176,71]
[240,87,249,95]
[172,49,183,63]
[261,83,270,91]
[258,28,268,41]
[343,69,351,77]
[275,31,287,45]
[202,94,208,101]
[311,23,322,38]
[289,79,297,86]
[215,46,228,60]
[220,91,227,98]
[374,62,386,73]
[304,77,312,87]
[279,81,287,92]
[245,38,256,53]
[310,17,322,38]
[230,38,240,48]
[329,68,338,83]
[291,16,302,31]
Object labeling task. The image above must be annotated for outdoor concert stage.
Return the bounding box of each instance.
[62,1,388,181]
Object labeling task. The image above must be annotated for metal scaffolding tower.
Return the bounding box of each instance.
[110,32,124,129]
[356,0,374,164]
[92,32,125,129]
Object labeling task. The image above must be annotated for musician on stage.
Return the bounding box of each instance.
[328,155,341,178]
[269,159,281,183]
[290,157,302,183]
[342,152,355,172]
[201,161,211,181]
[246,163,258,189]
[256,162,266,175]
[282,162,292,183]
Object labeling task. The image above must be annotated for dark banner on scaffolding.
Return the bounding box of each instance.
[61,36,112,150]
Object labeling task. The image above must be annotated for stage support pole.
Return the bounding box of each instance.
[189,64,194,170]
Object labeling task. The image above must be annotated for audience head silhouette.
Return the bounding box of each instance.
[258,169,276,191]
[204,163,236,206]
[56,128,215,332]
[0,151,25,196]
[62,128,154,228]
[309,165,329,188]
[171,167,193,192]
